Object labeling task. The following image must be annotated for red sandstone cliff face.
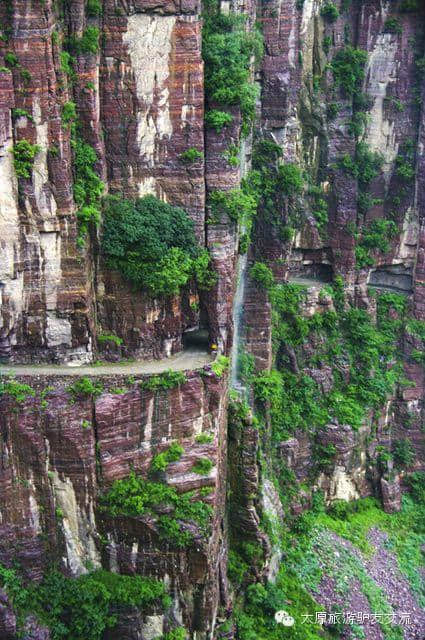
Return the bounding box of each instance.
[0,1,240,636]
[1,0,425,638]
[243,0,425,509]
[0,0,236,364]
[0,367,227,636]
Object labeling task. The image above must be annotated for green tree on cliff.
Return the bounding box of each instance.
[102,195,214,297]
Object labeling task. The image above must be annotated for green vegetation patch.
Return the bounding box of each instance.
[235,491,425,640]
[384,17,402,34]
[67,377,103,399]
[100,472,212,547]
[192,458,214,475]
[97,333,123,347]
[69,26,100,55]
[331,46,368,95]
[209,188,257,224]
[102,195,214,296]
[243,140,307,240]
[140,370,187,392]
[211,355,229,377]
[0,378,35,404]
[12,140,41,179]
[316,491,425,608]
[87,0,102,16]
[180,147,203,162]
[72,138,104,248]
[151,443,185,472]
[320,2,339,21]
[204,109,233,132]
[0,566,168,640]
[250,262,274,289]
[251,285,406,441]
[233,566,327,640]
[202,0,263,135]
[195,433,214,444]
[355,219,397,269]
[155,629,187,640]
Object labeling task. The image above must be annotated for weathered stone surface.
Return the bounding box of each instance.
[1,0,425,637]
[0,0,92,365]
[0,367,227,634]
[0,0,210,364]
[380,476,401,514]
[0,590,17,640]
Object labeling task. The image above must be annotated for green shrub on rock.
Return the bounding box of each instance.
[250,262,274,289]
[0,378,35,404]
[204,109,233,132]
[87,0,102,16]
[202,3,262,135]
[100,472,212,547]
[70,26,100,55]
[151,443,185,472]
[140,370,187,392]
[97,333,123,347]
[102,195,215,296]
[67,377,103,399]
[12,140,40,179]
[209,188,257,224]
[331,46,368,95]
[320,2,339,21]
[211,355,229,377]
[155,628,187,640]
[392,438,415,468]
[72,138,104,247]
[276,163,304,196]
[0,565,168,640]
[180,147,203,162]
[192,458,214,475]
[384,17,402,34]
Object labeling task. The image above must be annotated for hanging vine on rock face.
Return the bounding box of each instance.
[240,139,305,241]
[202,0,263,137]
[72,137,104,248]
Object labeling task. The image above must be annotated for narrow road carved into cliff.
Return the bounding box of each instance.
[289,277,412,295]
[287,276,331,287]
[0,348,213,377]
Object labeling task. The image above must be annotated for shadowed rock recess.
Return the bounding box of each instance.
[0,0,424,638]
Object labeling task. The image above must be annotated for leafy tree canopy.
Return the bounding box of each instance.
[102,195,214,297]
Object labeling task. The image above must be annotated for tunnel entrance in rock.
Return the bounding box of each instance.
[182,327,210,349]
[288,262,333,286]
[368,265,413,293]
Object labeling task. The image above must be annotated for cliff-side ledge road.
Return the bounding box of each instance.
[0,348,213,377]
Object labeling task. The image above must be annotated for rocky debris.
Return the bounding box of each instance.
[23,617,50,640]
[304,366,334,394]
[365,528,425,640]
[315,576,384,640]
[0,589,17,640]
[315,528,425,640]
